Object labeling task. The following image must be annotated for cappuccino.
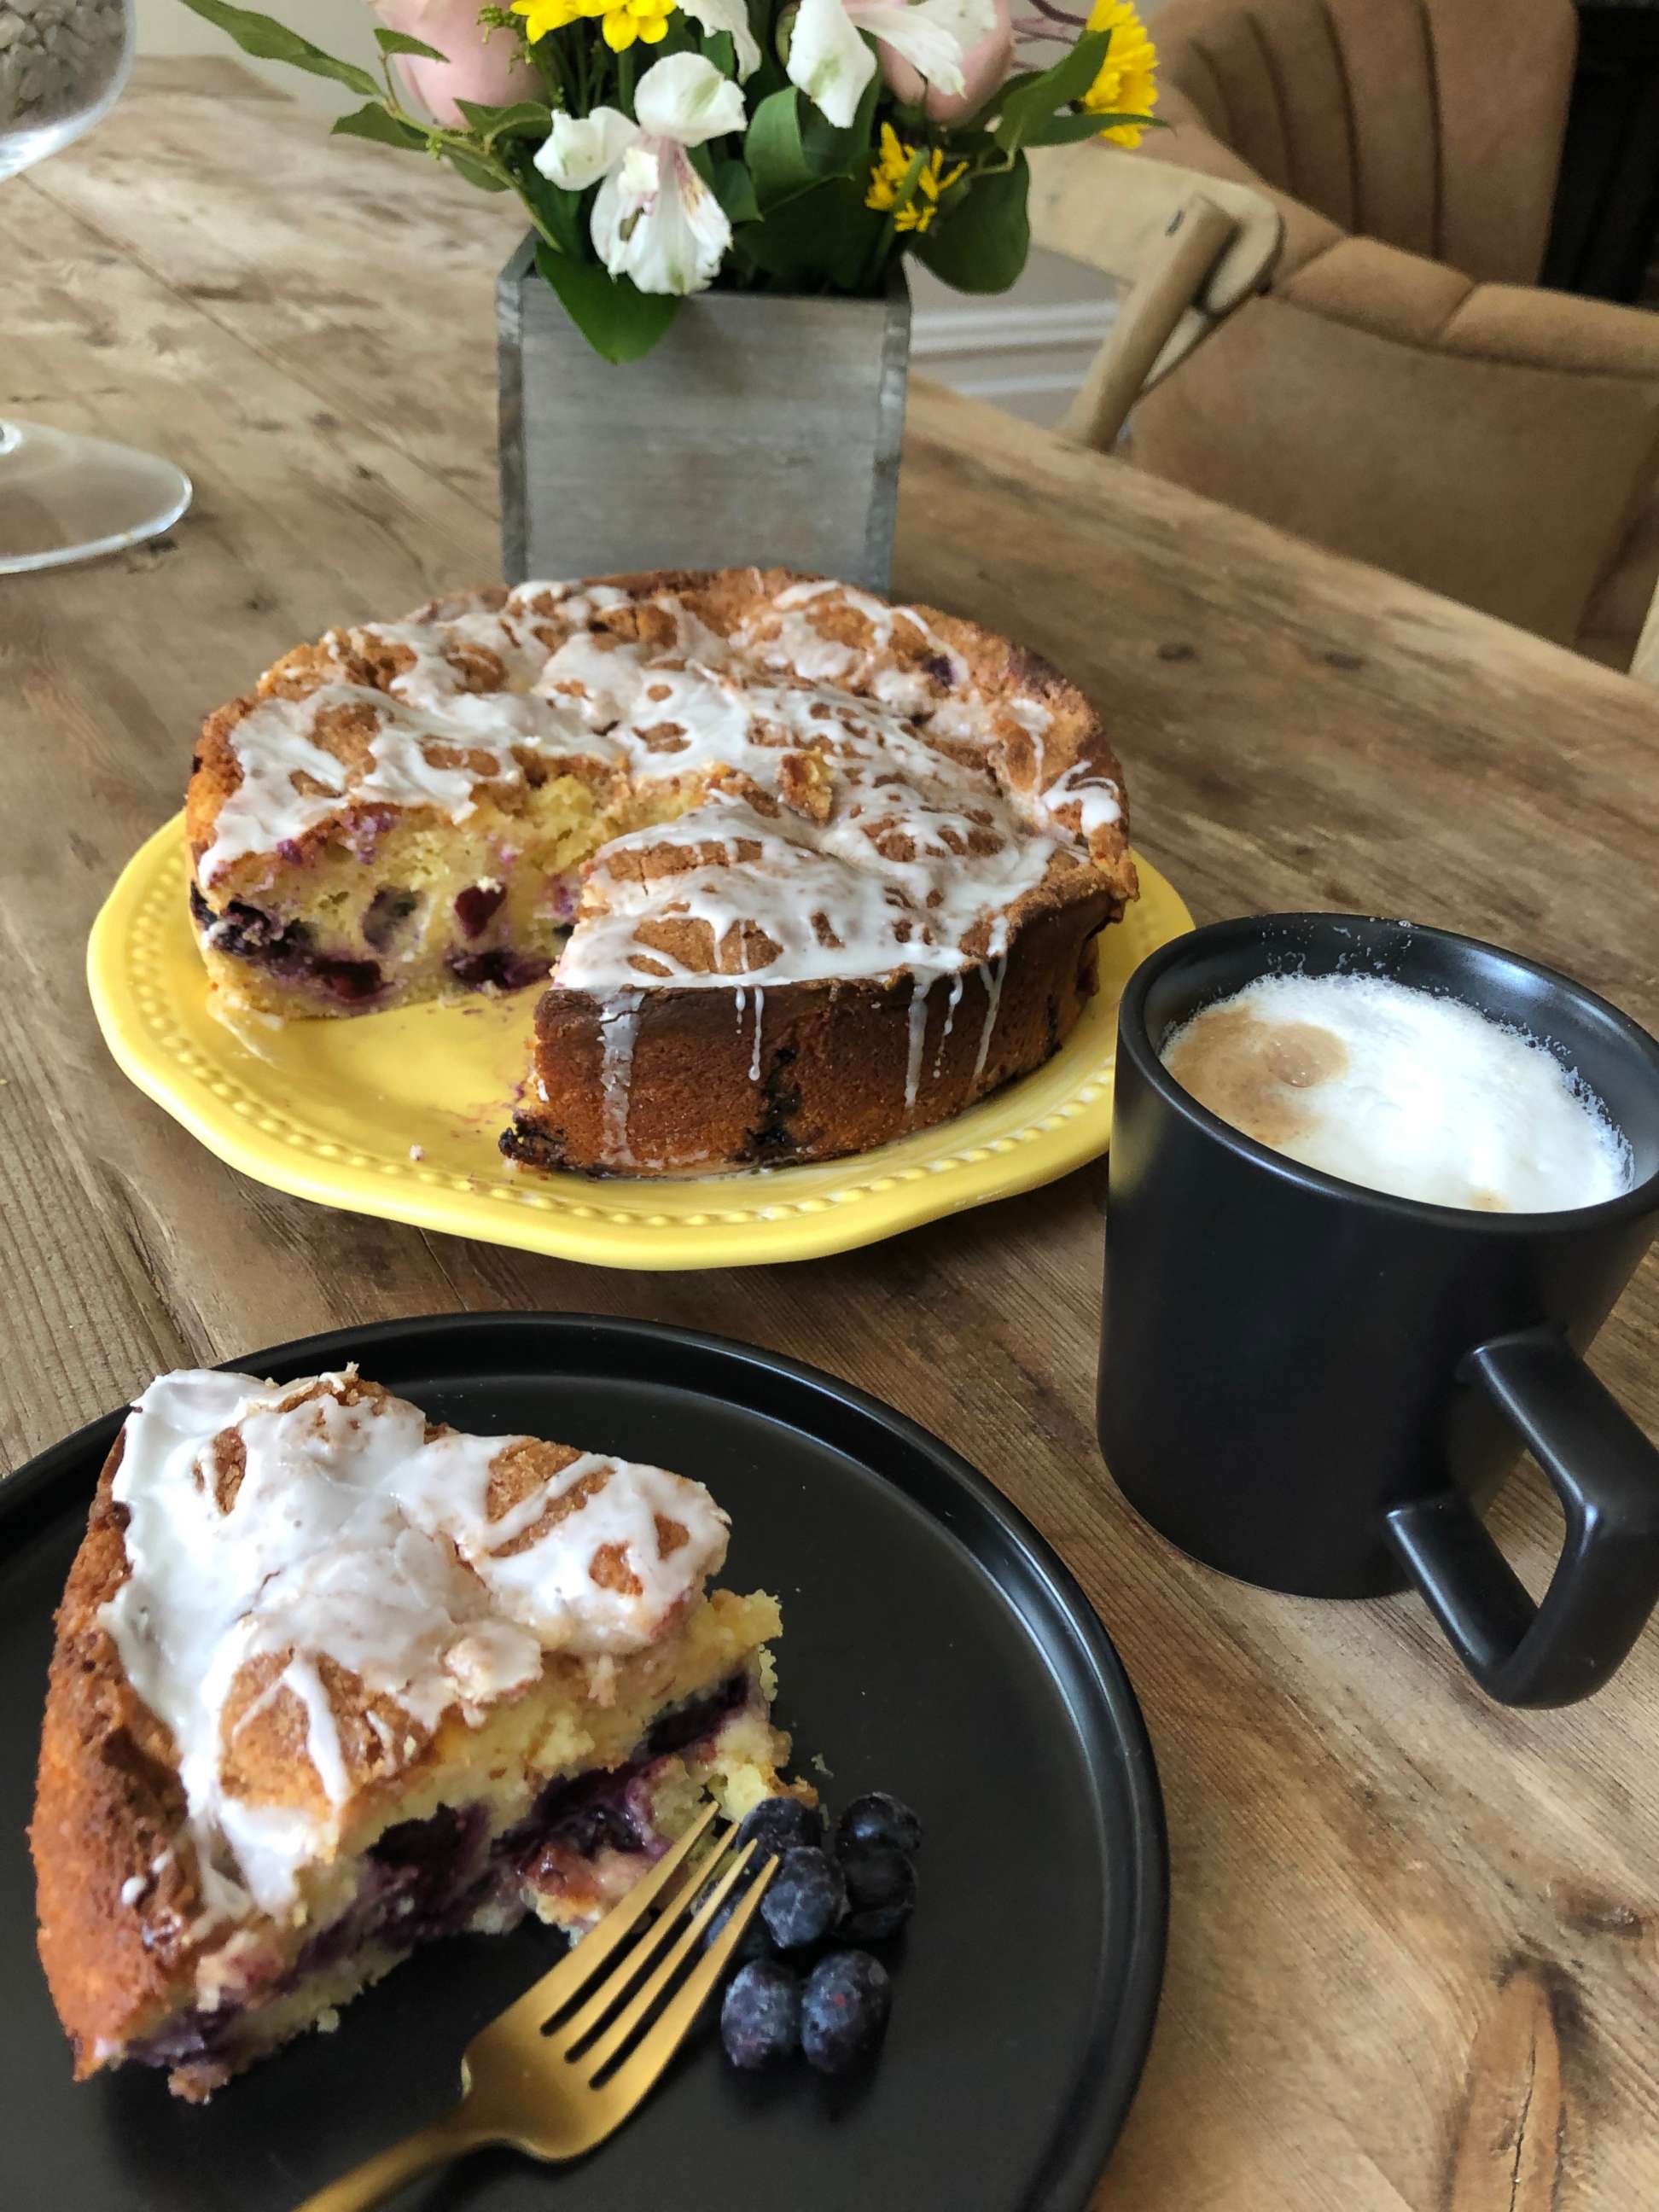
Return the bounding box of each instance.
[1161,972,1631,1212]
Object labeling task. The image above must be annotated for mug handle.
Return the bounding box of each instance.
[1384,1324,1659,1707]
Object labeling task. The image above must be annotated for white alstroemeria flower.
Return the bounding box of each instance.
[533,54,748,297]
[681,0,762,79]
[788,0,995,128]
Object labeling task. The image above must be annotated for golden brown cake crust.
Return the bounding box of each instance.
[32,1430,189,2075]
[508,887,1115,1174]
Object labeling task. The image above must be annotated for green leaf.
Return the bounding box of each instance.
[533,241,682,364]
[985,69,1042,109]
[373,26,450,63]
[741,177,881,291]
[1022,111,1138,148]
[172,0,380,96]
[713,159,760,226]
[992,28,1110,154]
[917,154,1030,294]
[800,54,881,181]
[453,97,556,146]
[442,145,511,192]
[697,27,737,80]
[515,160,585,255]
[745,87,818,212]
[331,102,428,150]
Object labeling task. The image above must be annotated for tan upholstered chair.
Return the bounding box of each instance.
[1030,0,1659,669]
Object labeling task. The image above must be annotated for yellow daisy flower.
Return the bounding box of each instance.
[512,0,591,38]
[1080,0,1158,147]
[599,0,677,49]
[864,124,967,234]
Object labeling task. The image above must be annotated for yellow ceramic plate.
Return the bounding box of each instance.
[87,818,1193,1269]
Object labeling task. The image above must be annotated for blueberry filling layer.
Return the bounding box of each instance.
[189,887,382,1006]
[126,1673,756,2074]
[445,946,550,992]
[190,879,556,1004]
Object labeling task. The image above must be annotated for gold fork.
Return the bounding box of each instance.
[295,1801,774,2211]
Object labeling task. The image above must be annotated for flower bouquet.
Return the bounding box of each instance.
[179,0,1157,362]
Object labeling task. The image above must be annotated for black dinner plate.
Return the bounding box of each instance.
[0,1313,1167,2210]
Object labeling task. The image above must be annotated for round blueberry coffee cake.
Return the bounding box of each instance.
[184,568,1137,1176]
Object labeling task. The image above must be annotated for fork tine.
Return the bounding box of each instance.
[554,1837,763,2064]
[590,1860,777,2106]
[470,1800,721,2048]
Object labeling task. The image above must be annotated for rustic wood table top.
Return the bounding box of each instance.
[5,55,1659,2212]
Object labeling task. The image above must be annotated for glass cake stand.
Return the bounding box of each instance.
[1,0,191,573]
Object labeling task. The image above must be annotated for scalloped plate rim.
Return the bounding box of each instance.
[87,816,1193,1269]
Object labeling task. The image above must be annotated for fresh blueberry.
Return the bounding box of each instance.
[800,1950,891,2075]
[701,1882,777,1967]
[837,1842,916,1941]
[760,1847,846,1951]
[736,1796,824,1859]
[719,1960,800,2071]
[835,1791,923,1859]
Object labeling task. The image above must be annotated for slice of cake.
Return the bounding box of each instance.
[32,1366,802,2101]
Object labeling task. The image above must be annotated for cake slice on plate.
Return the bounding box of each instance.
[32,1366,801,2101]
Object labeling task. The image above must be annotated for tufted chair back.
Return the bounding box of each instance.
[1033,0,1659,663]
[1150,0,1577,283]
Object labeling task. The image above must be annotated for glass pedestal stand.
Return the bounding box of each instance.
[0,419,192,575]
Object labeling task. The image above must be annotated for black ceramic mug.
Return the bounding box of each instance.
[1097,914,1659,1707]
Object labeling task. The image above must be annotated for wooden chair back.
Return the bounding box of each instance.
[1028,147,1284,452]
[1632,584,1659,689]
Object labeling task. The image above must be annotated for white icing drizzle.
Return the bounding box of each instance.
[748,985,765,1083]
[100,1368,729,1920]
[279,1656,349,1807]
[934,972,964,1078]
[1043,758,1122,835]
[973,952,1010,1086]
[597,991,643,1167]
[197,666,619,888]
[556,767,1053,998]
[904,981,931,1116]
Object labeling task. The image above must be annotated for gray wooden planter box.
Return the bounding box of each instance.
[498,236,910,591]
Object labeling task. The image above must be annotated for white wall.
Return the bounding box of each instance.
[134,0,377,107]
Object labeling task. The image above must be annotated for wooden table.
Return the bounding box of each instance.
[7,58,1659,2212]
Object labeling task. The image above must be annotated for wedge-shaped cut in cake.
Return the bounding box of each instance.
[32,1367,801,2101]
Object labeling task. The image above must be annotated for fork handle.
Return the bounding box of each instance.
[294,2114,487,2211]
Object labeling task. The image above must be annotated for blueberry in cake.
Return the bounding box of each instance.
[31,1367,804,2100]
[184,568,1138,1175]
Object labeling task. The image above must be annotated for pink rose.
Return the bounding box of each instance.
[375,2,540,128]
[879,0,1015,125]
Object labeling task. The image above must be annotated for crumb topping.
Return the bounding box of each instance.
[100,1368,729,1919]
[192,573,1128,997]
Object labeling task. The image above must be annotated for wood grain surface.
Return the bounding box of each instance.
[5,60,1659,2212]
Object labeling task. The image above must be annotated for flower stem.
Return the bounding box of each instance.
[366,62,574,256]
